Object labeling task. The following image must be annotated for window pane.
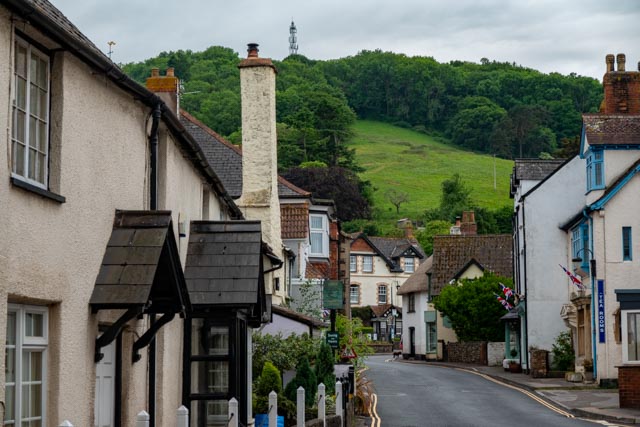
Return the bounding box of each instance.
[37,58,47,88]
[15,110,26,143]
[28,149,37,181]
[7,312,16,345]
[350,286,359,304]
[30,54,38,85]
[38,121,47,152]
[350,256,356,272]
[25,313,44,338]
[191,361,229,394]
[5,384,14,422]
[310,232,322,254]
[595,163,603,187]
[190,400,228,427]
[37,153,46,184]
[16,77,26,109]
[363,256,372,272]
[13,140,25,176]
[29,116,37,148]
[6,348,16,383]
[30,83,38,118]
[16,44,27,76]
[310,216,322,229]
[39,89,47,121]
[192,321,229,356]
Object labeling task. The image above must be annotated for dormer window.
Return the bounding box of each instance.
[309,214,329,257]
[586,150,604,192]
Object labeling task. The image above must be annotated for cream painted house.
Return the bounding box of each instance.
[0,1,279,426]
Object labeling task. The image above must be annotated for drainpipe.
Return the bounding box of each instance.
[583,208,597,381]
[148,103,162,427]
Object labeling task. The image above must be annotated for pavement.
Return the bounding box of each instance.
[355,356,640,426]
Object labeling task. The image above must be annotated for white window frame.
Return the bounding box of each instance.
[350,255,357,272]
[350,285,360,305]
[309,214,329,258]
[12,36,50,189]
[621,309,640,364]
[363,255,373,273]
[378,285,387,304]
[5,304,48,426]
[404,257,415,273]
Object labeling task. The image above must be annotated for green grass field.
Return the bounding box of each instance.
[350,120,514,223]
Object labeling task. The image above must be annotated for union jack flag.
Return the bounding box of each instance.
[500,283,514,299]
[494,293,513,311]
[559,264,584,290]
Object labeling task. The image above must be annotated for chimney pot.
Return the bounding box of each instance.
[166,67,175,77]
[617,53,626,72]
[247,43,259,58]
[151,68,160,77]
[605,54,615,73]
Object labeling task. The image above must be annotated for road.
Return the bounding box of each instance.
[363,355,620,427]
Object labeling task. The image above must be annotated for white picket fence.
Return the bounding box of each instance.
[59,381,343,427]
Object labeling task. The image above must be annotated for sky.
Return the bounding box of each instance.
[50,0,640,80]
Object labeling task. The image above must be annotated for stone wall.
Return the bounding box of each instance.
[530,349,549,378]
[446,341,487,364]
[487,342,505,366]
[619,365,640,409]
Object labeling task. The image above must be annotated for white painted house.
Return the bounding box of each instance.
[511,157,585,371]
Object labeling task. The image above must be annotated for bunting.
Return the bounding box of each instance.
[500,283,514,299]
[559,264,584,290]
[494,293,513,311]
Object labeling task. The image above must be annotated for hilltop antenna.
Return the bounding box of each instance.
[107,41,116,60]
[289,20,298,55]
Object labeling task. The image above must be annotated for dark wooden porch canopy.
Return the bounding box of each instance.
[185,221,271,327]
[90,210,190,362]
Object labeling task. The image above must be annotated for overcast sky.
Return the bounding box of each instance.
[50,0,639,80]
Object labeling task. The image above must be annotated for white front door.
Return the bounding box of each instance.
[94,338,116,427]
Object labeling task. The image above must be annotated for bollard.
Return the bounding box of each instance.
[269,390,278,427]
[336,380,343,421]
[228,398,238,427]
[318,383,326,425]
[136,411,150,427]
[297,386,305,427]
[59,421,74,427]
[177,405,189,427]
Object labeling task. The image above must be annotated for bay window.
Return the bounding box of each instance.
[622,310,640,363]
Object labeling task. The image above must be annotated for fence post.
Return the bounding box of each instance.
[228,398,238,427]
[269,390,278,427]
[59,421,74,427]
[336,380,343,421]
[318,383,326,425]
[296,386,305,427]
[136,411,150,427]
[177,405,189,427]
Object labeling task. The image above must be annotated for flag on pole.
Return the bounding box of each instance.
[499,283,514,299]
[494,293,513,311]
[559,264,584,290]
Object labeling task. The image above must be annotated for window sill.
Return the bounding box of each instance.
[11,177,66,203]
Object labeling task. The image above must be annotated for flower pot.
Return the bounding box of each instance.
[509,362,522,373]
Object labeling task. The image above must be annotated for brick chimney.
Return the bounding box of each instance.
[602,53,640,114]
[237,43,283,284]
[145,67,180,114]
[460,210,477,235]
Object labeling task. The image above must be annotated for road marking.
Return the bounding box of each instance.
[370,393,381,427]
[456,368,576,418]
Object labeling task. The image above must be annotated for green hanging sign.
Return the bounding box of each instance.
[323,280,344,309]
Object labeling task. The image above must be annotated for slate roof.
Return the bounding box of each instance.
[431,234,513,295]
[180,111,310,200]
[370,304,402,318]
[368,236,426,259]
[397,255,433,295]
[185,221,264,308]
[90,210,189,312]
[281,203,309,239]
[583,114,640,146]
[512,159,565,184]
[271,305,325,329]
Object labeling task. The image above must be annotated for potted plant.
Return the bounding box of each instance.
[508,348,521,373]
[583,359,594,382]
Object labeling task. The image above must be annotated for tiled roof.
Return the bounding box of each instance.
[431,234,513,295]
[281,203,309,239]
[512,159,565,182]
[397,256,432,295]
[583,114,640,146]
[272,305,325,328]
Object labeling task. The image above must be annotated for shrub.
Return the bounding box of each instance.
[254,361,282,414]
[551,331,575,371]
[315,342,336,395]
[284,356,317,407]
